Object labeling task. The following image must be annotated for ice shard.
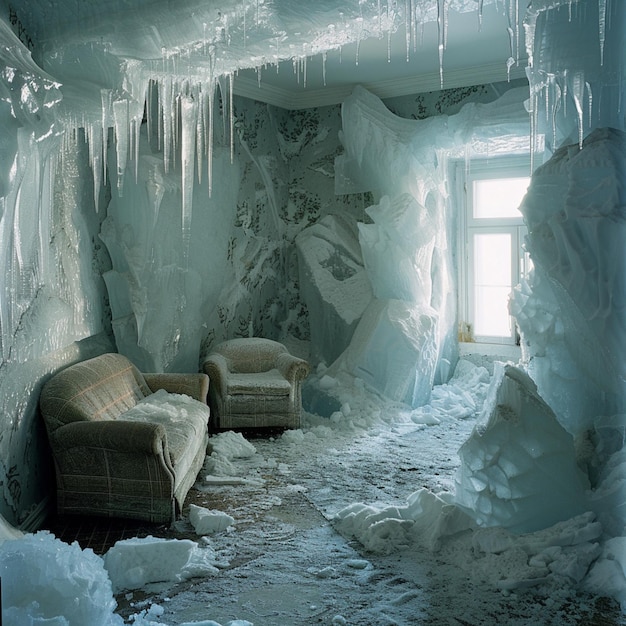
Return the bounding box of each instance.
[328,298,439,407]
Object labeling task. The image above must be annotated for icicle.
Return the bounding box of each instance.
[478,0,484,29]
[598,0,607,66]
[302,52,308,88]
[180,93,197,254]
[322,51,327,86]
[571,70,585,148]
[229,71,235,164]
[437,0,447,87]
[112,98,129,193]
[355,17,364,66]
[207,81,214,196]
[552,81,562,150]
[405,0,411,61]
[100,89,111,185]
[585,81,593,128]
[506,57,515,81]
[87,122,103,212]
[160,76,174,173]
[195,85,204,186]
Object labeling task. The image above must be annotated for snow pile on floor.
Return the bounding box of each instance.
[335,488,476,553]
[410,358,491,424]
[0,530,123,626]
[203,430,258,478]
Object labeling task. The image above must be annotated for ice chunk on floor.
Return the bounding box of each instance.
[0,530,122,625]
[189,504,235,535]
[328,298,438,407]
[454,363,590,533]
[296,214,373,365]
[104,536,219,592]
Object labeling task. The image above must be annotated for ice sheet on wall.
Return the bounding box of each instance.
[101,129,240,372]
[0,20,114,526]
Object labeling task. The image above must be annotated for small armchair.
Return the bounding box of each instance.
[202,338,310,431]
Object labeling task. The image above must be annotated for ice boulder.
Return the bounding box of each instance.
[296,214,373,365]
[455,363,590,533]
[0,530,122,625]
[328,298,438,407]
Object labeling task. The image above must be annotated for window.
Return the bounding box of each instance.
[456,158,532,344]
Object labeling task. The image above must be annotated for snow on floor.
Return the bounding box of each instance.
[2,359,625,625]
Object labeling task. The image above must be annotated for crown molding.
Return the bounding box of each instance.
[233,60,529,110]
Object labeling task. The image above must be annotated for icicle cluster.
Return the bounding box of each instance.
[58,0,533,226]
[524,0,622,154]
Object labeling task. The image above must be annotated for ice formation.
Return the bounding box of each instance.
[511,127,626,436]
[188,504,235,535]
[455,363,590,533]
[327,298,439,407]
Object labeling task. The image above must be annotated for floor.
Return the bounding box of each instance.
[44,414,626,626]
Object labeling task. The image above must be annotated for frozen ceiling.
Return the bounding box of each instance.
[9,0,529,109]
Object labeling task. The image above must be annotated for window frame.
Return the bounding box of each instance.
[455,155,532,345]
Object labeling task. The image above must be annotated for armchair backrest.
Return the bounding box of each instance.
[214,338,288,374]
[40,353,152,434]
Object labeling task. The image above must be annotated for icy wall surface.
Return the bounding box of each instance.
[511,127,626,435]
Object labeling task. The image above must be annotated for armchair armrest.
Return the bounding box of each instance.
[202,354,229,397]
[275,353,311,383]
[51,419,170,458]
[143,373,209,403]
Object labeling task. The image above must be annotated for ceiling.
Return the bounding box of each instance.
[5,0,529,110]
[234,3,529,109]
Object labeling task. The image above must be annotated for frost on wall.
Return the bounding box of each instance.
[0,19,113,526]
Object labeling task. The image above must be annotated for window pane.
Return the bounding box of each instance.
[473,177,530,218]
[473,233,512,337]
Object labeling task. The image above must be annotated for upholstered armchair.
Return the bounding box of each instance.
[202,338,310,431]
